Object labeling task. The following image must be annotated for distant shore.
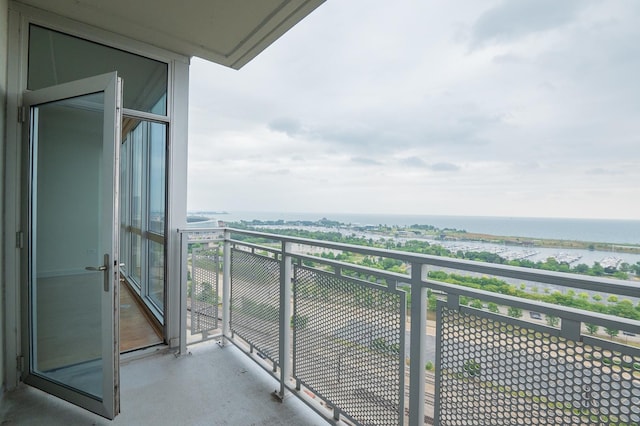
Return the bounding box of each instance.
[434,230,640,255]
[221,217,640,255]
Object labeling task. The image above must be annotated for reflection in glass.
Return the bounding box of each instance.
[121,118,166,316]
[119,137,129,276]
[31,93,105,398]
[149,123,166,235]
[131,233,142,286]
[149,241,165,311]
[130,123,143,229]
[28,25,167,115]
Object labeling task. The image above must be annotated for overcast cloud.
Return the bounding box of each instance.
[187,1,640,219]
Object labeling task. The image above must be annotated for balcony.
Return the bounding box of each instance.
[182,228,639,425]
[3,228,639,425]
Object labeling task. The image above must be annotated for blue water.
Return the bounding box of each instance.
[191,211,640,245]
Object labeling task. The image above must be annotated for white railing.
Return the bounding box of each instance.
[179,227,640,426]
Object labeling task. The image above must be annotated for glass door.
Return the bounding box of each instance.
[22,72,122,419]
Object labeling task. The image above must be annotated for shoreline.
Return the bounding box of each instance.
[431,230,640,255]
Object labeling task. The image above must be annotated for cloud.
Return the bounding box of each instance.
[430,162,460,172]
[586,168,623,176]
[268,117,302,136]
[492,53,523,64]
[265,169,291,175]
[471,0,591,47]
[400,156,427,168]
[187,1,640,219]
[351,156,382,166]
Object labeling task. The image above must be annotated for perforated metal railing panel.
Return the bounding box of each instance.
[190,247,219,334]
[435,305,640,425]
[293,266,405,426]
[230,248,280,364]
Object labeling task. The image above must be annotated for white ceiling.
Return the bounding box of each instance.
[16,0,325,69]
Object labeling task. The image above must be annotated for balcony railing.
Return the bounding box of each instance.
[179,228,640,426]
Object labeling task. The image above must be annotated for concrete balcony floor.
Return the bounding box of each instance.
[1,340,326,425]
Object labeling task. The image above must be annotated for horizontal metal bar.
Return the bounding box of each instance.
[296,263,405,295]
[293,252,407,287]
[220,228,639,298]
[428,279,640,332]
[228,239,281,256]
[180,227,640,298]
[122,108,170,123]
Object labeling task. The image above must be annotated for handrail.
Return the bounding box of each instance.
[180,227,640,298]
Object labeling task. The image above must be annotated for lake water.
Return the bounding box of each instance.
[194,211,640,246]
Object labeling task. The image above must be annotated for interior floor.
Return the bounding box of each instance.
[119,281,163,353]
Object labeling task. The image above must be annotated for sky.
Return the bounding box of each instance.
[187,0,640,220]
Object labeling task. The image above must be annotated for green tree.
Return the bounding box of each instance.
[608,299,638,320]
[545,315,559,327]
[427,294,438,311]
[470,299,484,309]
[574,263,589,273]
[591,263,605,276]
[507,306,523,318]
[487,302,499,313]
[604,327,619,339]
[585,323,599,335]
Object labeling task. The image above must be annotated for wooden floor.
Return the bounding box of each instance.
[120,282,163,353]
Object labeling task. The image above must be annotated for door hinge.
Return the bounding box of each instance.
[18,106,27,123]
[17,356,24,372]
[16,231,24,249]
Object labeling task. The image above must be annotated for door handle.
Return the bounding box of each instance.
[85,254,111,291]
[85,265,107,272]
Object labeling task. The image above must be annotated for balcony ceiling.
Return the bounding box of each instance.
[16,0,325,69]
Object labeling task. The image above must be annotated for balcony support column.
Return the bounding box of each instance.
[277,241,293,399]
[409,263,427,425]
[222,229,232,341]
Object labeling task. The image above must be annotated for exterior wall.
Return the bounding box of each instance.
[1,0,9,393]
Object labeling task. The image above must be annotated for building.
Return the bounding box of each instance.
[1,2,638,425]
[0,0,324,420]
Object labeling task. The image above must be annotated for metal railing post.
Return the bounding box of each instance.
[409,263,426,425]
[179,230,188,355]
[277,240,293,399]
[222,229,232,340]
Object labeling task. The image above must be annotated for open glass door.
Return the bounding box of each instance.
[22,72,122,419]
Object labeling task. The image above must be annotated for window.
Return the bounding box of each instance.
[28,24,171,323]
[28,25,167,114]
[121,119,168,316]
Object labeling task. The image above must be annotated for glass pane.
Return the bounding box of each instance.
[121,118,166,314]
[130,126,143,229]
[31,93,105,399]
[148,123,166,235]
[119,136,129,276]
[131,233,142,286]
[28,25,167,115]
[148,240,165,311]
